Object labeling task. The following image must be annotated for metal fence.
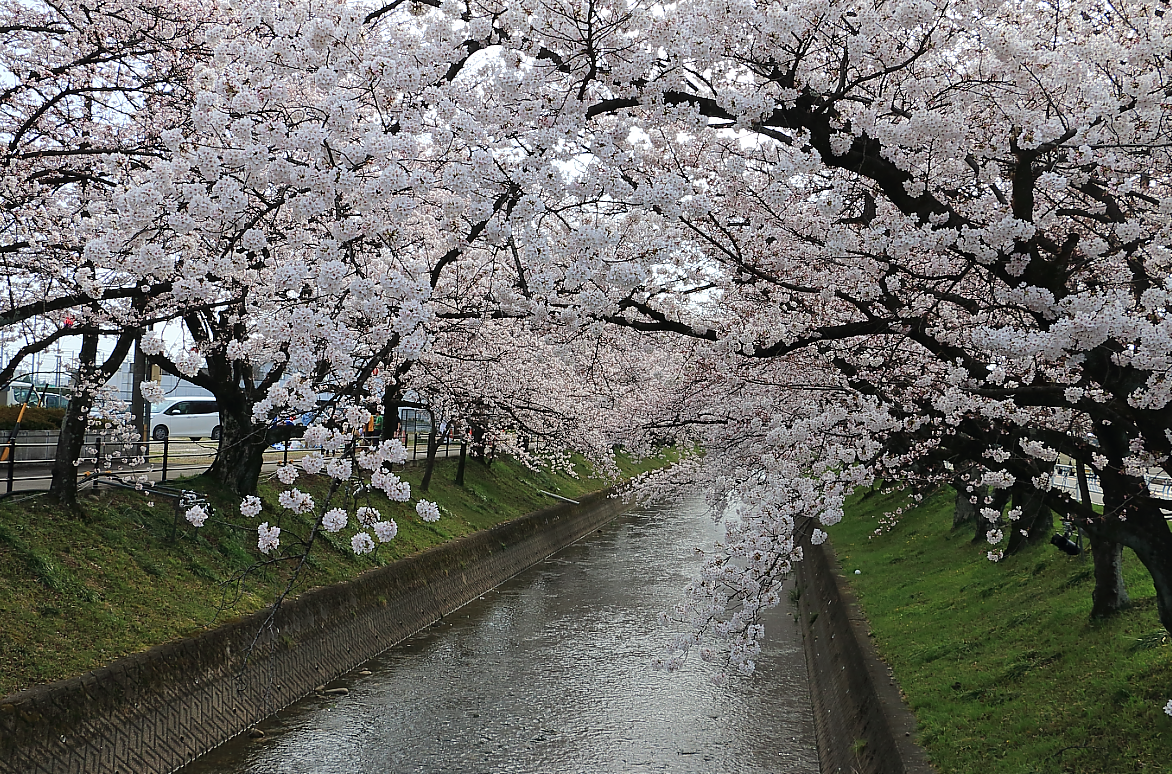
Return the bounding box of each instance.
[0,435,230,495]
[0,428,475,495]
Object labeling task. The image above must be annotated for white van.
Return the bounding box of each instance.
[151,399,221,441]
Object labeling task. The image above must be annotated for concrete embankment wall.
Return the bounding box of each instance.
[795,541,936,774]
[0,489,629,774]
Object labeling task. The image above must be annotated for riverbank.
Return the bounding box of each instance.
[828,486,1172,773]
[2,477,644,774]
[180,497,819,774]
[0,450,672,698]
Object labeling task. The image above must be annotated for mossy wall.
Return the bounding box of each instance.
[0,489,629,774]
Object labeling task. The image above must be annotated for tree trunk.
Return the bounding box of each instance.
[953,483,985,529]
[49,329,136,505]
[1080,457,1132,619]
[1088,534,1130,618]
[147,309,289,497]
[1121,515,1172,633]
[1006,484,1053,555]
[379,383,401,444]
[205,400,271,496]
[1086,492,1172,630]
[420,425,439,492]
[455,439,467,485]
[199,349,279,497]
[1091,422,1168,630]
[48,332,100,505]
[130,333,148,442]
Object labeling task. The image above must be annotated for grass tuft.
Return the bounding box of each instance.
[1130,631,1172,653]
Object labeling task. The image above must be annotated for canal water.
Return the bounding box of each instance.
[181,499,818,773]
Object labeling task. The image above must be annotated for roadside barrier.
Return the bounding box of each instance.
[0,431,469,495]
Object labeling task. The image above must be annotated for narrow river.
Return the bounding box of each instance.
[182,499,818,773]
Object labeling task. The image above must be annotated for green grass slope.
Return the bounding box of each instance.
[0,451,671,697]
[829,487,1172,774]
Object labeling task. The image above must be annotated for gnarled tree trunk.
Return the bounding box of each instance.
[1089,535,1130,618]
[49,329,136,505]
[1006,484,1053,555]
[953,482,986,529]
[204,393,272,496]
[1074,461,1129,618]
[1119,514,1172,633]
[155,310,287,497]
[1091,423,1169,629]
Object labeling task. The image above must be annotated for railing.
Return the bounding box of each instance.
[0,428,481,495]
[0,436,232,495]
[1047,465,1172,518]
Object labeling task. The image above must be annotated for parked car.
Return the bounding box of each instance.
[151,398,221,441]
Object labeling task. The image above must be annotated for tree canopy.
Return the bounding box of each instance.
[3,0,1172,673]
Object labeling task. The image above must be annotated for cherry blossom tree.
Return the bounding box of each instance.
[13,0,1172,690]
[424,0,1172,646]
[0,0,216,502]
[91,0,534,493]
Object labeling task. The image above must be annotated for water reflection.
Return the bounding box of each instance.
[182,499,817,774]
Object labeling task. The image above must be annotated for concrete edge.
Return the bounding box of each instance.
[795,539,937,774]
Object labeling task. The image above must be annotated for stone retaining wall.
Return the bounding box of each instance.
[0,489,629,774]
[795,540,936,774]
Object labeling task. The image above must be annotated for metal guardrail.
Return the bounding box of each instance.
[0,429,476,495]
[1048,466,1172,517]
[0,436,230,495]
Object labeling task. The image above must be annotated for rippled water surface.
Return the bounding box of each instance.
[182,499,817,774]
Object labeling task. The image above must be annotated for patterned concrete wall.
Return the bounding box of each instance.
[0,489,629,774]
[795,541,936,774]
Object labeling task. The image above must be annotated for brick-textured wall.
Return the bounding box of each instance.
[0,489,629,774]
[795,541,936,774]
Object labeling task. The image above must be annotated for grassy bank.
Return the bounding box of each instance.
[0,450,671,697]
[829,487,1172,774]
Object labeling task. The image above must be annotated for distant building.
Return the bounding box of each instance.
[108,360,213,402]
